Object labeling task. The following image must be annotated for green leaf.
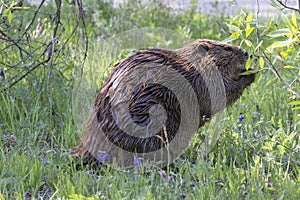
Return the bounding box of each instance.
[3,8,9,16]
[292,106,300,110]
[13,6,30,10]
[246,12,253,22]
[267,35,293,50]
[245,57,251,70]
[254,40,263,52]
[226,19,240,25]
[245,112,253,121]
[270,0,281,9]
[9,1,15,9]
[7,11,12,24]
[276,36,293,47]
[280,13,293,29]
[240,70,256,76]
[289,101,300,106]
[244,39,253,47]
[267,28,290,38]
[230,31,240,39]
[291,11,297,27]
[259,57,264,69]
[226,23,241,33]
[245,26,254,38]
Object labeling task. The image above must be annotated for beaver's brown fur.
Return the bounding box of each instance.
[71,39,256,167]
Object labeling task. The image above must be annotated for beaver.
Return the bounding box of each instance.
[71,39,256,169]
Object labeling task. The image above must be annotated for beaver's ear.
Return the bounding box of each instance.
[197,44,209,56]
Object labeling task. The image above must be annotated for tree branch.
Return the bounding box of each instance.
[276,0,300,13]
[262,51,300,99]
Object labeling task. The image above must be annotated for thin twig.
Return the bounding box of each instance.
[16,0,46,43]
[0,0,87,93]
[76,0,89,80]
[276,0,300,13]
[262,51,300,99]
[47,0,62,118]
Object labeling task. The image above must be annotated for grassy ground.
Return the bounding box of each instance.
[1,68,299,199]
[0,0,299,199]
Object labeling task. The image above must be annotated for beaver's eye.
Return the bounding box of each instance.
[224,47,232,51]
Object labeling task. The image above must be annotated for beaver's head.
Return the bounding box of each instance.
[195,39,253,79]
[201,39,256,106]
[179,39,256,107]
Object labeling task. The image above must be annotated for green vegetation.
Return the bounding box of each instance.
[0,0,299,199]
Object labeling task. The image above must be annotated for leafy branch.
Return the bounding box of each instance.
[222,2,300,101]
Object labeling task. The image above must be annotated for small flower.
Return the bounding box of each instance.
[133,156,141,167]
[159,170,170,182]
[62,152,68,159]
[217,178,223,182]
[43,157,48,163]
[98,152,109,163]
[239,112,245,122]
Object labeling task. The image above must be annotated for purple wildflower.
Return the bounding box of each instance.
[239,112,245,122]
[133,156,141,167]
[98,152,109,163]
[62,152,68,159]
[159,170,170,182]
[43,157,48,163]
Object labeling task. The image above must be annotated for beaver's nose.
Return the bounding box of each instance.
[243,49,248,57]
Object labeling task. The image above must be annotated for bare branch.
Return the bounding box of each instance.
[262,51,300,99]
[47,0,62,115]
[0,0,88,93]
[276,0,300,13]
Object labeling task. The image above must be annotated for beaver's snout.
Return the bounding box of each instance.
[242,49,248,57]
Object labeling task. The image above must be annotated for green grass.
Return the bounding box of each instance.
[0,56,299,200]
[0,0,299,199]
